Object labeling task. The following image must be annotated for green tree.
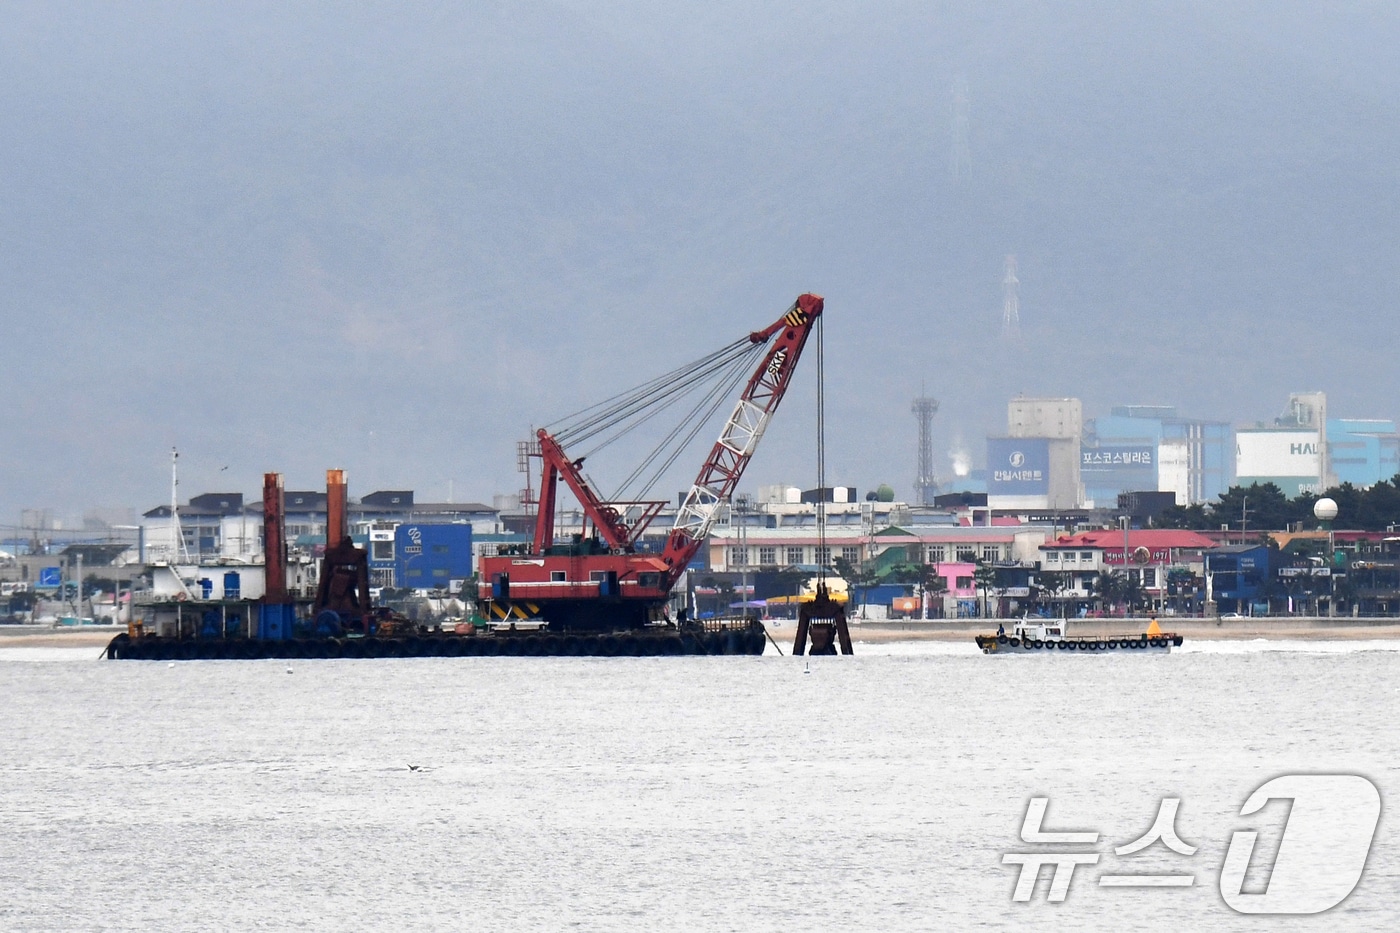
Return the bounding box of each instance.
[832,556,878,615]
[1157,502,1209,530]
[1153,476,1400,534]
[1036,571,1068,612]
[922,565,948,617]
[1093,570,1123,612]
[1121,572,1146,612]
[1209,483,1293,534]
[6,589,38,616]
[973,562,997,618]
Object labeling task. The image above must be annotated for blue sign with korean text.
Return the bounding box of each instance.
[987,438,1050,495]
[38,567,62,588]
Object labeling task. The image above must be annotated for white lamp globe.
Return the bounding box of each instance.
[1313,497,1339,522]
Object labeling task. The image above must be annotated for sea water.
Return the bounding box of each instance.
[0,642,1395,931]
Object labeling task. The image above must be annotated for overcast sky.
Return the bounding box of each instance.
[3,1,1399,526]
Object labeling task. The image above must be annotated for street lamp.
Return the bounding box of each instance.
[1315,497,1338,617]
[1119,514,1130,617]
[734,494,752,616]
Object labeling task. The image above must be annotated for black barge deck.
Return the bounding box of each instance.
[105,621,768,660]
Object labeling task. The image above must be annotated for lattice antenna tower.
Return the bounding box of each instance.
[1001,254,1020,338]
[949,74,971,181]
[517,437,541,514]
[912,392,940,506]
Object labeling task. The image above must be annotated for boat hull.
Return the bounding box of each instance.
[974,633,1180,656]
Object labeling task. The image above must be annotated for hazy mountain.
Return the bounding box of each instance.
[3,2,1398,523]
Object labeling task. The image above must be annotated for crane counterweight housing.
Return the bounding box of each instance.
[479,294,824,631]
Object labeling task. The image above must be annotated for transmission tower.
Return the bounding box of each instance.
[1001,254,1020,338]
[912,394,940,506]
[949,75,971,181]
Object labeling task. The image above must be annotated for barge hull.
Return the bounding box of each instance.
[106,626,766,660]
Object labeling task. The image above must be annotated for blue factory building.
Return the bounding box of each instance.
[1328,419,1400,488]
[1083,406,1232,506]
[392,523,474,592]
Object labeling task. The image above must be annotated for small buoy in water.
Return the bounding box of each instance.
[285,666,293,674]
[167,662,175,668]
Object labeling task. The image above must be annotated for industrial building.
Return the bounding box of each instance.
[1235,392,1329,497]
[1082,406,1232,506]
[1235,393,1400,495]
[986,397,1083,510]
[1328,419,1400,488]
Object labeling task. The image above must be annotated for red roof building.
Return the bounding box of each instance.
[1045,529,1218,566]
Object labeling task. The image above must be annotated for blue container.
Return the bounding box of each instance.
[199,578,214,599]
[258,603,295,641]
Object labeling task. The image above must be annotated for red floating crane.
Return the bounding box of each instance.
[479,294,825,631]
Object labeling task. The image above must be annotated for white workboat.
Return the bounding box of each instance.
[974,618,1181,655]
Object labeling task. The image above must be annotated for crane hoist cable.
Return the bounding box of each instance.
[620,347,763,502]
[578,340,764,468]
[540,327,771,503]
[549,337,756,448]
[815,313,827,588]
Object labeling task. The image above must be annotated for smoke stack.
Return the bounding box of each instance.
[263,473,287,602]
[326,469,347,551]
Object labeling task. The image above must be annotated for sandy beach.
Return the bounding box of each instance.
[0,626,125,649]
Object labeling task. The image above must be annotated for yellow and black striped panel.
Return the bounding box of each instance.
[784,309,808,327]
[491,601,543,620]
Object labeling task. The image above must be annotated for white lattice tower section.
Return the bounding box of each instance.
[1002,254,1020,337]
[674,396,774,540]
